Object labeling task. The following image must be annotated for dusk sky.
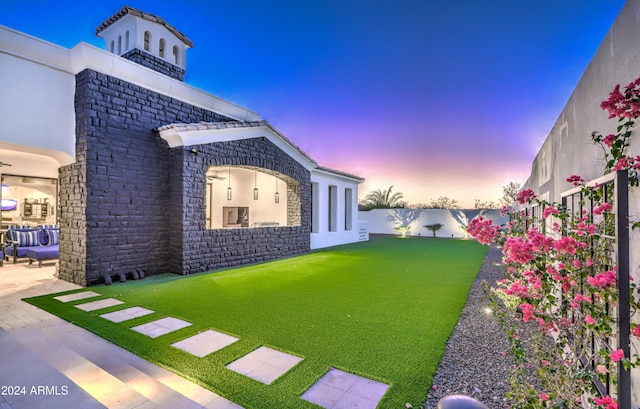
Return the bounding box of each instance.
[0,1,627,207]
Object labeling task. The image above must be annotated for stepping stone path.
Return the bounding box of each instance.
[172,329,239,358]
[131,317,192,338]
[100,306,155,323]
[74,298,124,311]
[226,346,303,384]
[301,368,389,409]
[54,291,101,302]
[53,290,388,407]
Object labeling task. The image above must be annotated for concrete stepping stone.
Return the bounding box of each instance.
[54,291,101,302]
[172,330,239,358]
[301,368,389,409]
[75,298,125,312]
[100,306,155,323]
[131,317,192,339]
[226,346,302,384]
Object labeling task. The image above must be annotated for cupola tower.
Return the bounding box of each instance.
[96,6,193,81]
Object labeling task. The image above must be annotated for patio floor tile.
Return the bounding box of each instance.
[131,317,192,338]
[100,306,155,323]
[172,329,239,358]
[226,346,302,384]
[54,291,101,303]
[75,298,125,312]
[301,368,389,409]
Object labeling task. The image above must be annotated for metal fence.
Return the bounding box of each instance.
[561,170,630,407]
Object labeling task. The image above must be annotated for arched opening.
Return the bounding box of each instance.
[110,40,114,53]
[173,45,179,65]
[159,38,165,58]
[205,166,300,229]
[144,31,151,52]
[125,31,129,51]
[117,35,122,55]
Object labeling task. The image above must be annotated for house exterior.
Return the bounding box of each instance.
[0,6,366,286]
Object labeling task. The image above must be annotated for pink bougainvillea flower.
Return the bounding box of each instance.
[595,395,618,409]
[613,156,630,171]
[467,216,499,245]
[503,237,535,264]
[554,236,579,255]
[572,259,581,269]
[585,314,596,325]
[566,174,586,186]
[609,349,624,362]
[573,293,592,304]
[594,203,612,215]
[587,270,617,288]
[540,393,549,401]
[519,303,535,322]
[632,325,640,338]
[516,188,536,204]
[542,206,560,219]
[595,365,610,374]
[603,133,617,147]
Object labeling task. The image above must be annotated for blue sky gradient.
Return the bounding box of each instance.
[0,0,626,206]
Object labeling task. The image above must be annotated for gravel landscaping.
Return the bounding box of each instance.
[425,244,512,409]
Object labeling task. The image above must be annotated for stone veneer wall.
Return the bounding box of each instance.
[171,137,311,275]
[121,49,186,81]
[63,68,310,285]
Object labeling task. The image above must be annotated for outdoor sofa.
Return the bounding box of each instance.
[4,225,59,266]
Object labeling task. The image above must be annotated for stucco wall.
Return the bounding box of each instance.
[310,170,364,249]
[0,26,75,165]
[521,0,640,403]
[359,209,508,238]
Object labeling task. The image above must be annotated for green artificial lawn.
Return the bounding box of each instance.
[24,237,487,409]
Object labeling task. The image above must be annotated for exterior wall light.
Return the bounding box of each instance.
[253,170,259,200]
[227,166,232,200]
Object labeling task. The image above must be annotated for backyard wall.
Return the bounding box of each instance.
[521,0,640,403]
[358,209,508,238]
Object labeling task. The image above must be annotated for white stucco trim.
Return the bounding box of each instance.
[0,24,259,123]
[158,124,317,171]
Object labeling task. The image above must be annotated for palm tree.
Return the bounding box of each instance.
[359,185,406,210]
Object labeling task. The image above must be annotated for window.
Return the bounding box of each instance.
[311,183,319,233]
[159,38,165,58]
[110,40,114,53]
[344,188,353,231]
[205,166,292,229]
[117,35,122,54]
[144,31,151,51]
[173,45,179,65]
[125,31,129,51]
[328,185,338,232]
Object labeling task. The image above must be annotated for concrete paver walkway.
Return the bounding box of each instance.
[0,264,242,409]
[172,330,239,358]
[301,368,389,409]
[226,346,303,385]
